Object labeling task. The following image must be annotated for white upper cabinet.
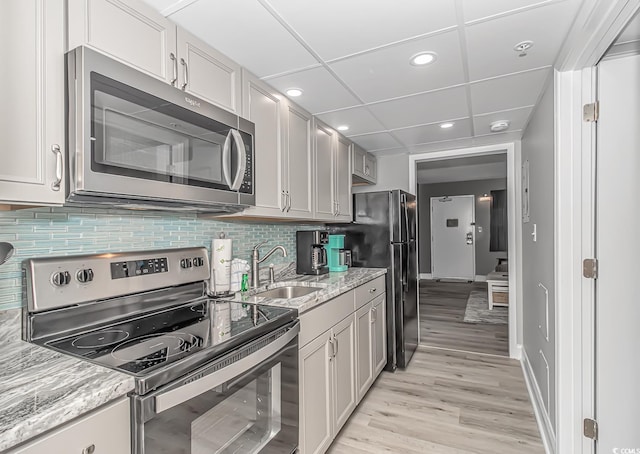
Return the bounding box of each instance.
[68,0,176,83]
[313,120,336,221]
[68,0,240,112]
[239,71,285,215]
[335,135,352,221]
[0,0,66,206]
[352,144,377,185]
[285,102,313,218]
[176,28,241,113]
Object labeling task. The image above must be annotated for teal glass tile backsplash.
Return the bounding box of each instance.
[0,207,315,310]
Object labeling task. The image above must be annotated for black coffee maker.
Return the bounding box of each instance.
[296,231,329,275]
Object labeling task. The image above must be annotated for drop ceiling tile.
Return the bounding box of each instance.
[162,0,318,78]
[470,67,550,115]
[268,0,457,60]
[316,107,386,137]
[392,119,473,146]
[461,0,560,22]
[617,12,640,44]
[465,1,577,80]
[473,106,533,135]
[349,132,403,151]
[368,86,469,130]
[330,30,465,103]
[266,66,360,113]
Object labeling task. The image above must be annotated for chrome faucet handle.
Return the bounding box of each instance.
[253,240,268,252]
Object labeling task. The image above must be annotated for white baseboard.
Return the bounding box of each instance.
[475,275,487,282]
[419,273,432,280]
[521,349,556,454]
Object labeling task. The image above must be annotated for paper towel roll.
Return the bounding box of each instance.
[212,238,232,293]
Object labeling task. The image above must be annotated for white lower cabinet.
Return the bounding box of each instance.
[9,398,131,454]
[299,280,387,454]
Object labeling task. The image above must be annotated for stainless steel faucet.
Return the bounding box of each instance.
[251,241,287,289]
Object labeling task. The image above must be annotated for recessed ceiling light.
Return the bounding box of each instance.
[490,120,510,132]
[514,40,534,57]
[337,125,349,132]
[410,52,437,66]
[440,122,455,129]
[286,88,303,97]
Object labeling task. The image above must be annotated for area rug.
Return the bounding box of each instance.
[463,290,508,325]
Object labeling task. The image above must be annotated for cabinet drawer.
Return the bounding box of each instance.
[10,398,131,454]
[299,290,354,348]
[355,276,385,309]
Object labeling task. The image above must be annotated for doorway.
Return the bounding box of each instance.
[431,195,476,281]
[413,151,513,357]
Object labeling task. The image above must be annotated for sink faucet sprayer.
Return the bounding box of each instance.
[251,241,287,289]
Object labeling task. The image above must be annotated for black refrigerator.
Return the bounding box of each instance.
[329,190,418,370]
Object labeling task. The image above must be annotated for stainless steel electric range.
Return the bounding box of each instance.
[22,247,299,454]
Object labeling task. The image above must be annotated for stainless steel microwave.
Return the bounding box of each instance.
[66,46,254,213]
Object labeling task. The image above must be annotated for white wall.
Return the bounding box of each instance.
[521,79,557,437]
[353,153,411,194]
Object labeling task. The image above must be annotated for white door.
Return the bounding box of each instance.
[593,54,640,452]
[431,195,475,280]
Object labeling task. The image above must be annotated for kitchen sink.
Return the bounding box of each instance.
[255,286,320,299]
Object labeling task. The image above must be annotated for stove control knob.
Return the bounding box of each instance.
[193,257,204,267]
[77,268,94,283]
[51,271,71,287]
[180,258,193,269]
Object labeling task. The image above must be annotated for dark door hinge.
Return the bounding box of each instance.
[583,258,598,279]
[584,418,598,440]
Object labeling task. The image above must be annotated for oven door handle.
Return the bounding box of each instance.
[154,323,299,414]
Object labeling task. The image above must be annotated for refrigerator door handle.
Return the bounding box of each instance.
[401,192,409,244]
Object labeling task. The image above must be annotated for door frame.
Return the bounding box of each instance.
[409,142,521,360]
[430,195,476,281]
[555,1,640,453]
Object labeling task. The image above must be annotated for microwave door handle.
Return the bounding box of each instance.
[153,323,299,414]
[222,130,233,189]
[229,129,247,191]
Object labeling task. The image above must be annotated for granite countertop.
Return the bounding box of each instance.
[228,267,387,314]
[0,310,135,452]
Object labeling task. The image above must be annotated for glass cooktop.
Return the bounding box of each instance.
[46,299,295,376]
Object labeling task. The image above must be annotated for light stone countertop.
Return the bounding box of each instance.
[227,266,387,314]
[0,310,134,452]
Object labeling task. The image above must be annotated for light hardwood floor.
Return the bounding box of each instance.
[328,347,544,454]
[419,280,509,356]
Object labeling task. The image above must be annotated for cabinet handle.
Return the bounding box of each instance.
[329,337,335,360]
[82,445,95,454]
[333,335,339,357]
[51,144,63,191]
[287,192,291,212]
[369,287,377,293]
[170,53,178,86]
[372,307,377,323]
[281,190,286,212]
[180,57,189,90]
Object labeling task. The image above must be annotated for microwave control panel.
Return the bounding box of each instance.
[239,133,253,194]
[110,258,168,279]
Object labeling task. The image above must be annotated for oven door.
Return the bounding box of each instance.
[133,322,299,454]
[67,46,254,207]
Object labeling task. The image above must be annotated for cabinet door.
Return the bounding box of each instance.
[364,153,377,183]
[10,398,130,454]
[373,295,387,376]
[332,315,357,433]
[177,28,241,113]
[285,103,313,218]
[313,120,335,220]
[335,136,352,222]
[299,333,333,454]
[241,71,284,214]
[352,145,366,177]
[0,0,65,206]
[67,0,176,83]
[355,303,373,401]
